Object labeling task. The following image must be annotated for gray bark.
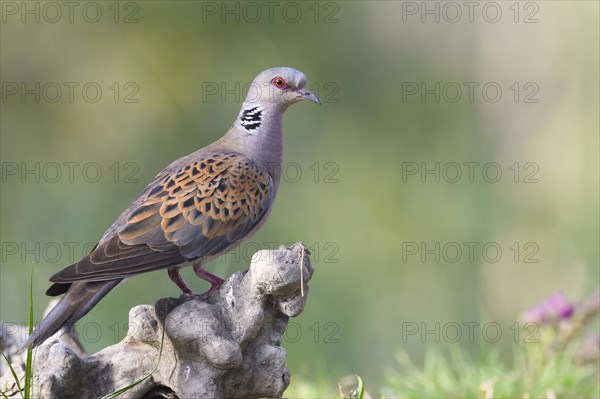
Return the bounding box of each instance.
[0,243,313,399]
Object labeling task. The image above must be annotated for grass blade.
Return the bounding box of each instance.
[23,264,34,399]
[100,325,166,399]
[354,374,364,399]
[0,352,23,397]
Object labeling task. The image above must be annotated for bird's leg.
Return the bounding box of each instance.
[192,261,225,299]
[167,267,197,297]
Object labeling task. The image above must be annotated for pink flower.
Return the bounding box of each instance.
[522,291,574,324]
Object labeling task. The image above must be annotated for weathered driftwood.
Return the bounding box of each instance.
[0,243,312,399]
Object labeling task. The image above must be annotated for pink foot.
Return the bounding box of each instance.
[193,262,225,299]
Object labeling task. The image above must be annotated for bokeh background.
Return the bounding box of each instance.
[1,0,598,391]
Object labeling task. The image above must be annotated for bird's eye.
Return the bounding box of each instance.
[272,76,287,89]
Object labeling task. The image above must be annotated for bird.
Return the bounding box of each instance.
[22,67,320,350]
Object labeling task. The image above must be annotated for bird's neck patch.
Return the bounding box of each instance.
[239,106,264,134]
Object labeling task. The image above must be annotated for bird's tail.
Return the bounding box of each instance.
[20,279,122,351]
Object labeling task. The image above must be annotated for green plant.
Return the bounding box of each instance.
[338,375,364,399]
[100,326,166,399]
[383,292,600,398]
[0,262,168,399]
[1,265,35,399]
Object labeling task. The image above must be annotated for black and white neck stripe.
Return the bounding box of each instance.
[239,106,264,133]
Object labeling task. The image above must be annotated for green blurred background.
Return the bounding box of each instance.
[1,0,598,390]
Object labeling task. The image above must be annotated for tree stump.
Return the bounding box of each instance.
[0,243,313,399]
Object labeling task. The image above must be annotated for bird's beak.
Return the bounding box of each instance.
[297,88,321,105]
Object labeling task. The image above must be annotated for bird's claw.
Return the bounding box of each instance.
[179,283,223,301]
[179,291,201,301]
[199,283,223,300]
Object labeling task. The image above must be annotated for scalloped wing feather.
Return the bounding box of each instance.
[50,152,274,282]
[119,152,274,258]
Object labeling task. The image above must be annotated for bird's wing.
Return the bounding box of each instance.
[50,152,274,282]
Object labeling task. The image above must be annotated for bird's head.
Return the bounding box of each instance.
[245,67,321,109]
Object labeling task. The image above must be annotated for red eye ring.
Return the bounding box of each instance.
[272,76,287,89]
